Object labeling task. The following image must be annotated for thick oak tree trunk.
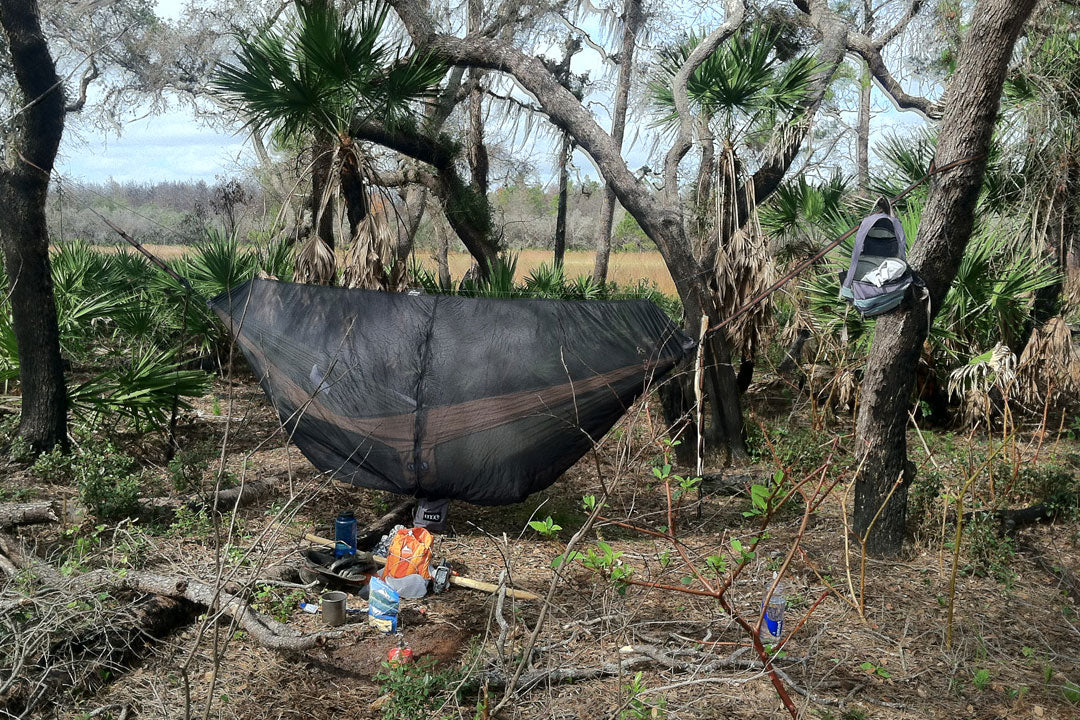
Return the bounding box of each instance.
[0,0,68,453]
[853,0,1039,557]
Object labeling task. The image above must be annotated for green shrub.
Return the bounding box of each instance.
[74,443,142,521]
[962,516,1016,588]
[168,444,213,494]
[907,469,944,538]
[169,505,214,538]
[374,657,462,720]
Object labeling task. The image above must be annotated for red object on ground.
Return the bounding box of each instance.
[388,645,414,665]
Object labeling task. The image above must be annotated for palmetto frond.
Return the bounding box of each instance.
[648,25,816,137]
[213,0,444,142]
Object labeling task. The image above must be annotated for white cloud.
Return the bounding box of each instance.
[57,110,254,184]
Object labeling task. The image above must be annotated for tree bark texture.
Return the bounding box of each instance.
[853,0,1039,557]
[0,0,68,453]
[351,120,499,276]
[856,63,871,193]
[394,183,428,267]
[554,133,571,268]
[592,0,642,284]
[0,501,57,529]
[310,132,336,249]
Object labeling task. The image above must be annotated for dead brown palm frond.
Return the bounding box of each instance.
[835,368,858,411]
[341,209,395,291]
[294,234,336,285]
[1016,315,1080,407]
[712,146,775,360]
[947,343,1017,428]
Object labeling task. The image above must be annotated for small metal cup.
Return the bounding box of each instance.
[321,591,347,626]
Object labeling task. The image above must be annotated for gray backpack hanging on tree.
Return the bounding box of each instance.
[840,198,922,317]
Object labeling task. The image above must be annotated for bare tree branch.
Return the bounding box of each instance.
[63,58,98,113]
[847,31,942,118]
[874,0,924,49]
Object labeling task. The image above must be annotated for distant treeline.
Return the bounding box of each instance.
[47,178,269,246]
[48,176,657,254]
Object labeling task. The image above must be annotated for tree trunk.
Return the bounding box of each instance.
[311,132,336,249]
[593,186,618,282]
[395,184,428,267]
[855,1,874,194]
[856,62,871,193]
[0,0,68,454]
[853,0,1039,557]
[554,133,571,269]
[436,220,452,287]
[692,123,715,249]
[592,0,642,284]
[338,139,369,239]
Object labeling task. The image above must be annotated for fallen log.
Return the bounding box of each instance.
[143,474,287,514]
[0,501,57,529]
[0,533,340,652]
[356,498,416,550]
[961,494,1076,535]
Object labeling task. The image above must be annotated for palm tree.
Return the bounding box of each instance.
[999,7,1080,314]
[214,0,444,286]
[649,23,817,389]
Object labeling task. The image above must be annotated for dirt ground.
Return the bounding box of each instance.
[3,372,1080,720]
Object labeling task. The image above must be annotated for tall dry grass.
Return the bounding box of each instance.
[101,245,678,295]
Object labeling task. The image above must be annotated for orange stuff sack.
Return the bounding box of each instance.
[382,527,433,580]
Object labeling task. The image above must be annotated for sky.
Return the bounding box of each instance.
[52,0,930,187]
[54,0,252,184]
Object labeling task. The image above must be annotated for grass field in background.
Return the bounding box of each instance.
[118,245,678,295]
[418,250,675,295]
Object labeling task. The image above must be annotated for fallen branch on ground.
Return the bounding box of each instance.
[0,533,340,652]
[961,495,1075,535]
[144,474,288,514]
[0,501,57,529]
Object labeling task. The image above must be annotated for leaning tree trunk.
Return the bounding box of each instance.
[0,0,68,454]
[853,0,1039,557]
[592,0,642,284]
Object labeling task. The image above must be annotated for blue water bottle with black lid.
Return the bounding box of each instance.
[335,510,357,557]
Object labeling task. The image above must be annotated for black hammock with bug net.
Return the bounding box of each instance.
[210,278,694,506]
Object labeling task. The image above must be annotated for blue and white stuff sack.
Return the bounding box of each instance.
[368,576,400,633]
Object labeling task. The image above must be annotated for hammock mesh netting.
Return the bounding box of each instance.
[211,279,693,505]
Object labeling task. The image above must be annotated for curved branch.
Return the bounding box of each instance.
[661,0,747,205]
[748,0,849,212]
[874,0,923,49]
[388,0,698,292]
[64,58,98,113]
[351,119,498,271]
[847,31,941,119]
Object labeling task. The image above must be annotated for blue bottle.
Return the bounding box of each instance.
[334,510,357,557]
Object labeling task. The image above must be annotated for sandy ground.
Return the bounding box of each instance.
[4,372,1080,720]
